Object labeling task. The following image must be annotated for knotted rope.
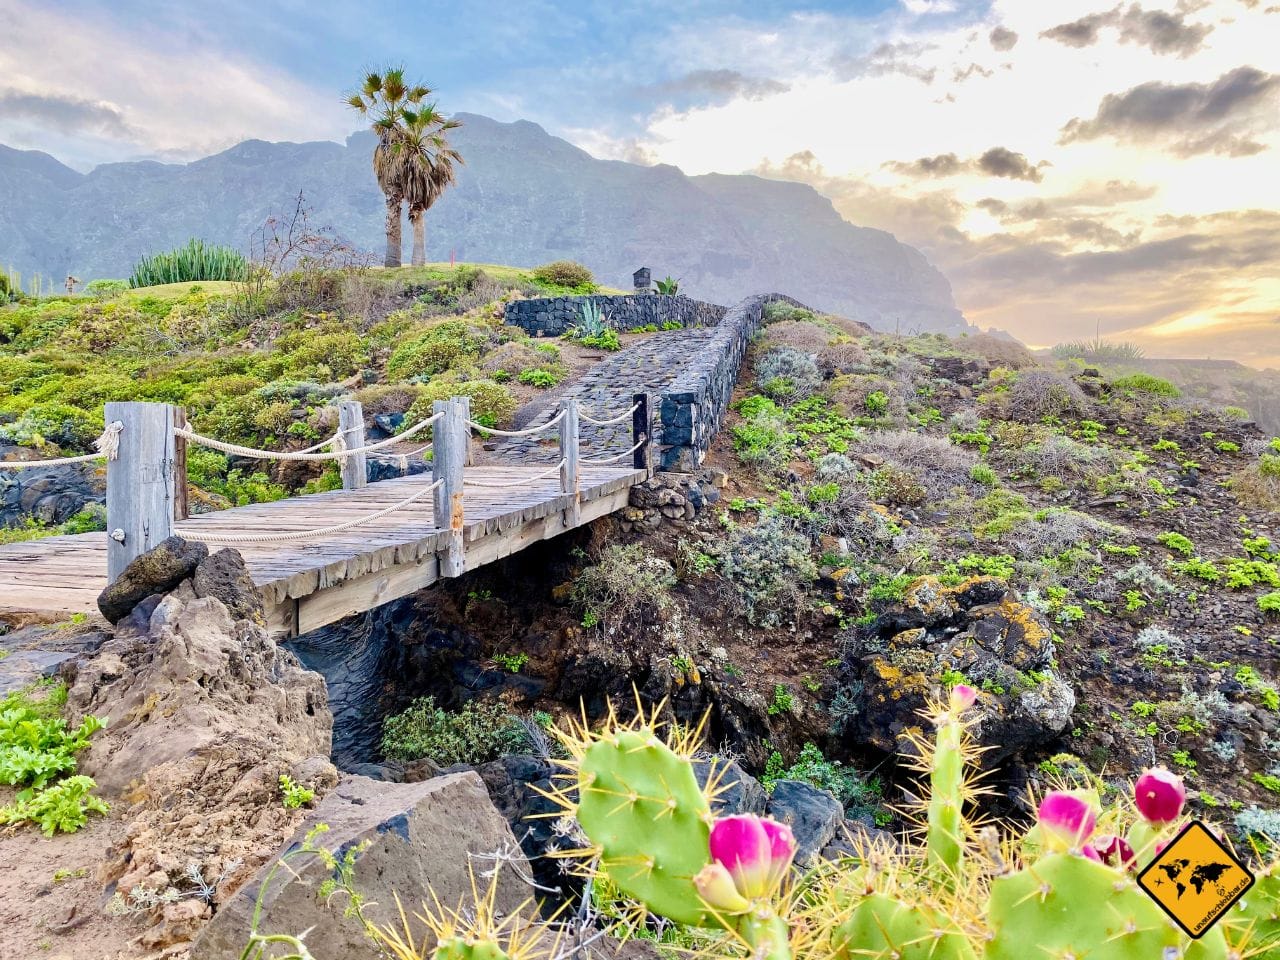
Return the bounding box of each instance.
[0,421,124,470]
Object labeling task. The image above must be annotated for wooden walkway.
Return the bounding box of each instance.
[0,463,643,636]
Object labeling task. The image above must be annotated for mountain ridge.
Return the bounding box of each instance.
[0,113,967,332]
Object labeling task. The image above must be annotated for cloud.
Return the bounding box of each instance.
[643,69,789,106]
[953,62,994,82]
[1040,4,1214,58]
[976,146,1049,181]
[0,88,136,139]
[988,25,1019,50]
[832,41,938,84]
[884,147,1049,181]
[884,152,966,176]
[1060,66,1280,157]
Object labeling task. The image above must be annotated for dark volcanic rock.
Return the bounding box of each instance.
[695,758,768,816]
[765,779,844,865]
[191,548,263,622]
[96,536,208,624]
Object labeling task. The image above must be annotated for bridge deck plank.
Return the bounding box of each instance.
[0,463,644,633]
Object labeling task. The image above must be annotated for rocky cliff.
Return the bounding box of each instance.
[0,115,967,332]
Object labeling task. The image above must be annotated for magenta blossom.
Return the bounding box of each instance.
[1134,768,1185,826]
[1090,834,1137,870]
[705,815,797,903]
[1038,791,1097,850]
[949,684,978,712]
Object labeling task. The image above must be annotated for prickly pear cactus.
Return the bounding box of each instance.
[926,706,966,884]
[833,892,976,960]
[987,852,1180,960]
[1223,862,1280,958]
[435,941,513,960]
[575,728,716,927]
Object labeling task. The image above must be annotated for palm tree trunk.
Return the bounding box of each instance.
[384,194,403,268]
[409,207,426,267]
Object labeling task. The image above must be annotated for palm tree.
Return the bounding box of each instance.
[344,68,430,268]
[400,105,464,267]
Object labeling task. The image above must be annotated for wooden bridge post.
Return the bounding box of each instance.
[173,407,189,521]
[632,392,654,477]
[460,396,474,466]
[432,398,467,577]
[559,397,580,526]
[337,400,368,490]
[105,401,176,582]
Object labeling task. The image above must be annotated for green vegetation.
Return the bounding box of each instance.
[1111,372,1181,398]
[128,238,248,288]
[1156,531,1194,556]
[531,260,597,293]
[278,774,315,809]
[380,695,530,765]
[0,681,108,836]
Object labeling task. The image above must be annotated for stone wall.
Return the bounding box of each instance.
[504,293,725,337]
[658,293,810,471]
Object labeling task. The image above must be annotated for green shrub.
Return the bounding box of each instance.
[517,368,560,389]
[381,696,530,765]
[531,260,596,291]
[755,347,821,403]
[1111,373,1181,398]
[731,396,795,472]
[403,376,516,429]
[572,543,676,627]
[720,515,817,626]
[762,742,881,812]
[0,403,102,450]
[83,278,129,299]
[386,320,488,381]
[969,463,998,486]
[1260,591,1280,617]
[1156,532,1194,557]
[128,239,248,288]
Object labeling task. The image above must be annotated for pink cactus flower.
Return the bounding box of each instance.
[949,684,978,712]
[1090,834,1137,870]
[1134,768,1185,826]
[1081,843,1102,862]
[707,814,797,900]
[1038,791,1097,850]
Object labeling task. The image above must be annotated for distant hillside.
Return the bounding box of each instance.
[1132,357,1280,437]
[0,114,966,333]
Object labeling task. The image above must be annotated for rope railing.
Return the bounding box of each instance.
[465,410,565,438]
[578,402,640,427]
[173,479,444,544]
[463,459,567,489]
[0,421,124,470]
[581,435,647,466]
[175,412,443,462]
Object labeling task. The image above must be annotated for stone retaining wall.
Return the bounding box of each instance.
[658,293,809,471]
[504,293,725,337]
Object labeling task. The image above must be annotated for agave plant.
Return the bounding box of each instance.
[655,276,680,295]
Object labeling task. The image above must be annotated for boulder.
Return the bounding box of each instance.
[845,576,1075,762]
[694,758,767,816]
[191,548,263,622]
[765,780,844,865]
[191,772,534,960]
[96,535,208,623]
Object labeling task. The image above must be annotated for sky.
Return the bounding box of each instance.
[1,0,1278,366]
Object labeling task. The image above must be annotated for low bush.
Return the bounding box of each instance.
[731,396,796,474]
[763,742,880,811]
[1231,454,1280,512]
[816,340,868,377]
[857,429,979,501]
[720,515,817,626]
[531,260,596,291]
[572,543,676,628]
[755,347,822,403]
[1003,369,1091,422]
[403,375,516,429]
[1111,372,1181,398]
[761,321,835,354]
[962,333,1037,369]
[380,696,529,765]
[386,320,490,381]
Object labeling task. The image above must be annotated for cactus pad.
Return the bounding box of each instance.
[988,853,1180,960]
[833,892,975,960]
[435,940,513,960]
[576,728,716,927]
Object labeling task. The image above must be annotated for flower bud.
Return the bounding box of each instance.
[949,684,978,712]
[760,818,797,889]
[693,862,751,914]
[1134,768,1185,826]
[1038,790,1097,850]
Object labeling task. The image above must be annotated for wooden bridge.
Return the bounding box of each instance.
[0,394,652,636]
